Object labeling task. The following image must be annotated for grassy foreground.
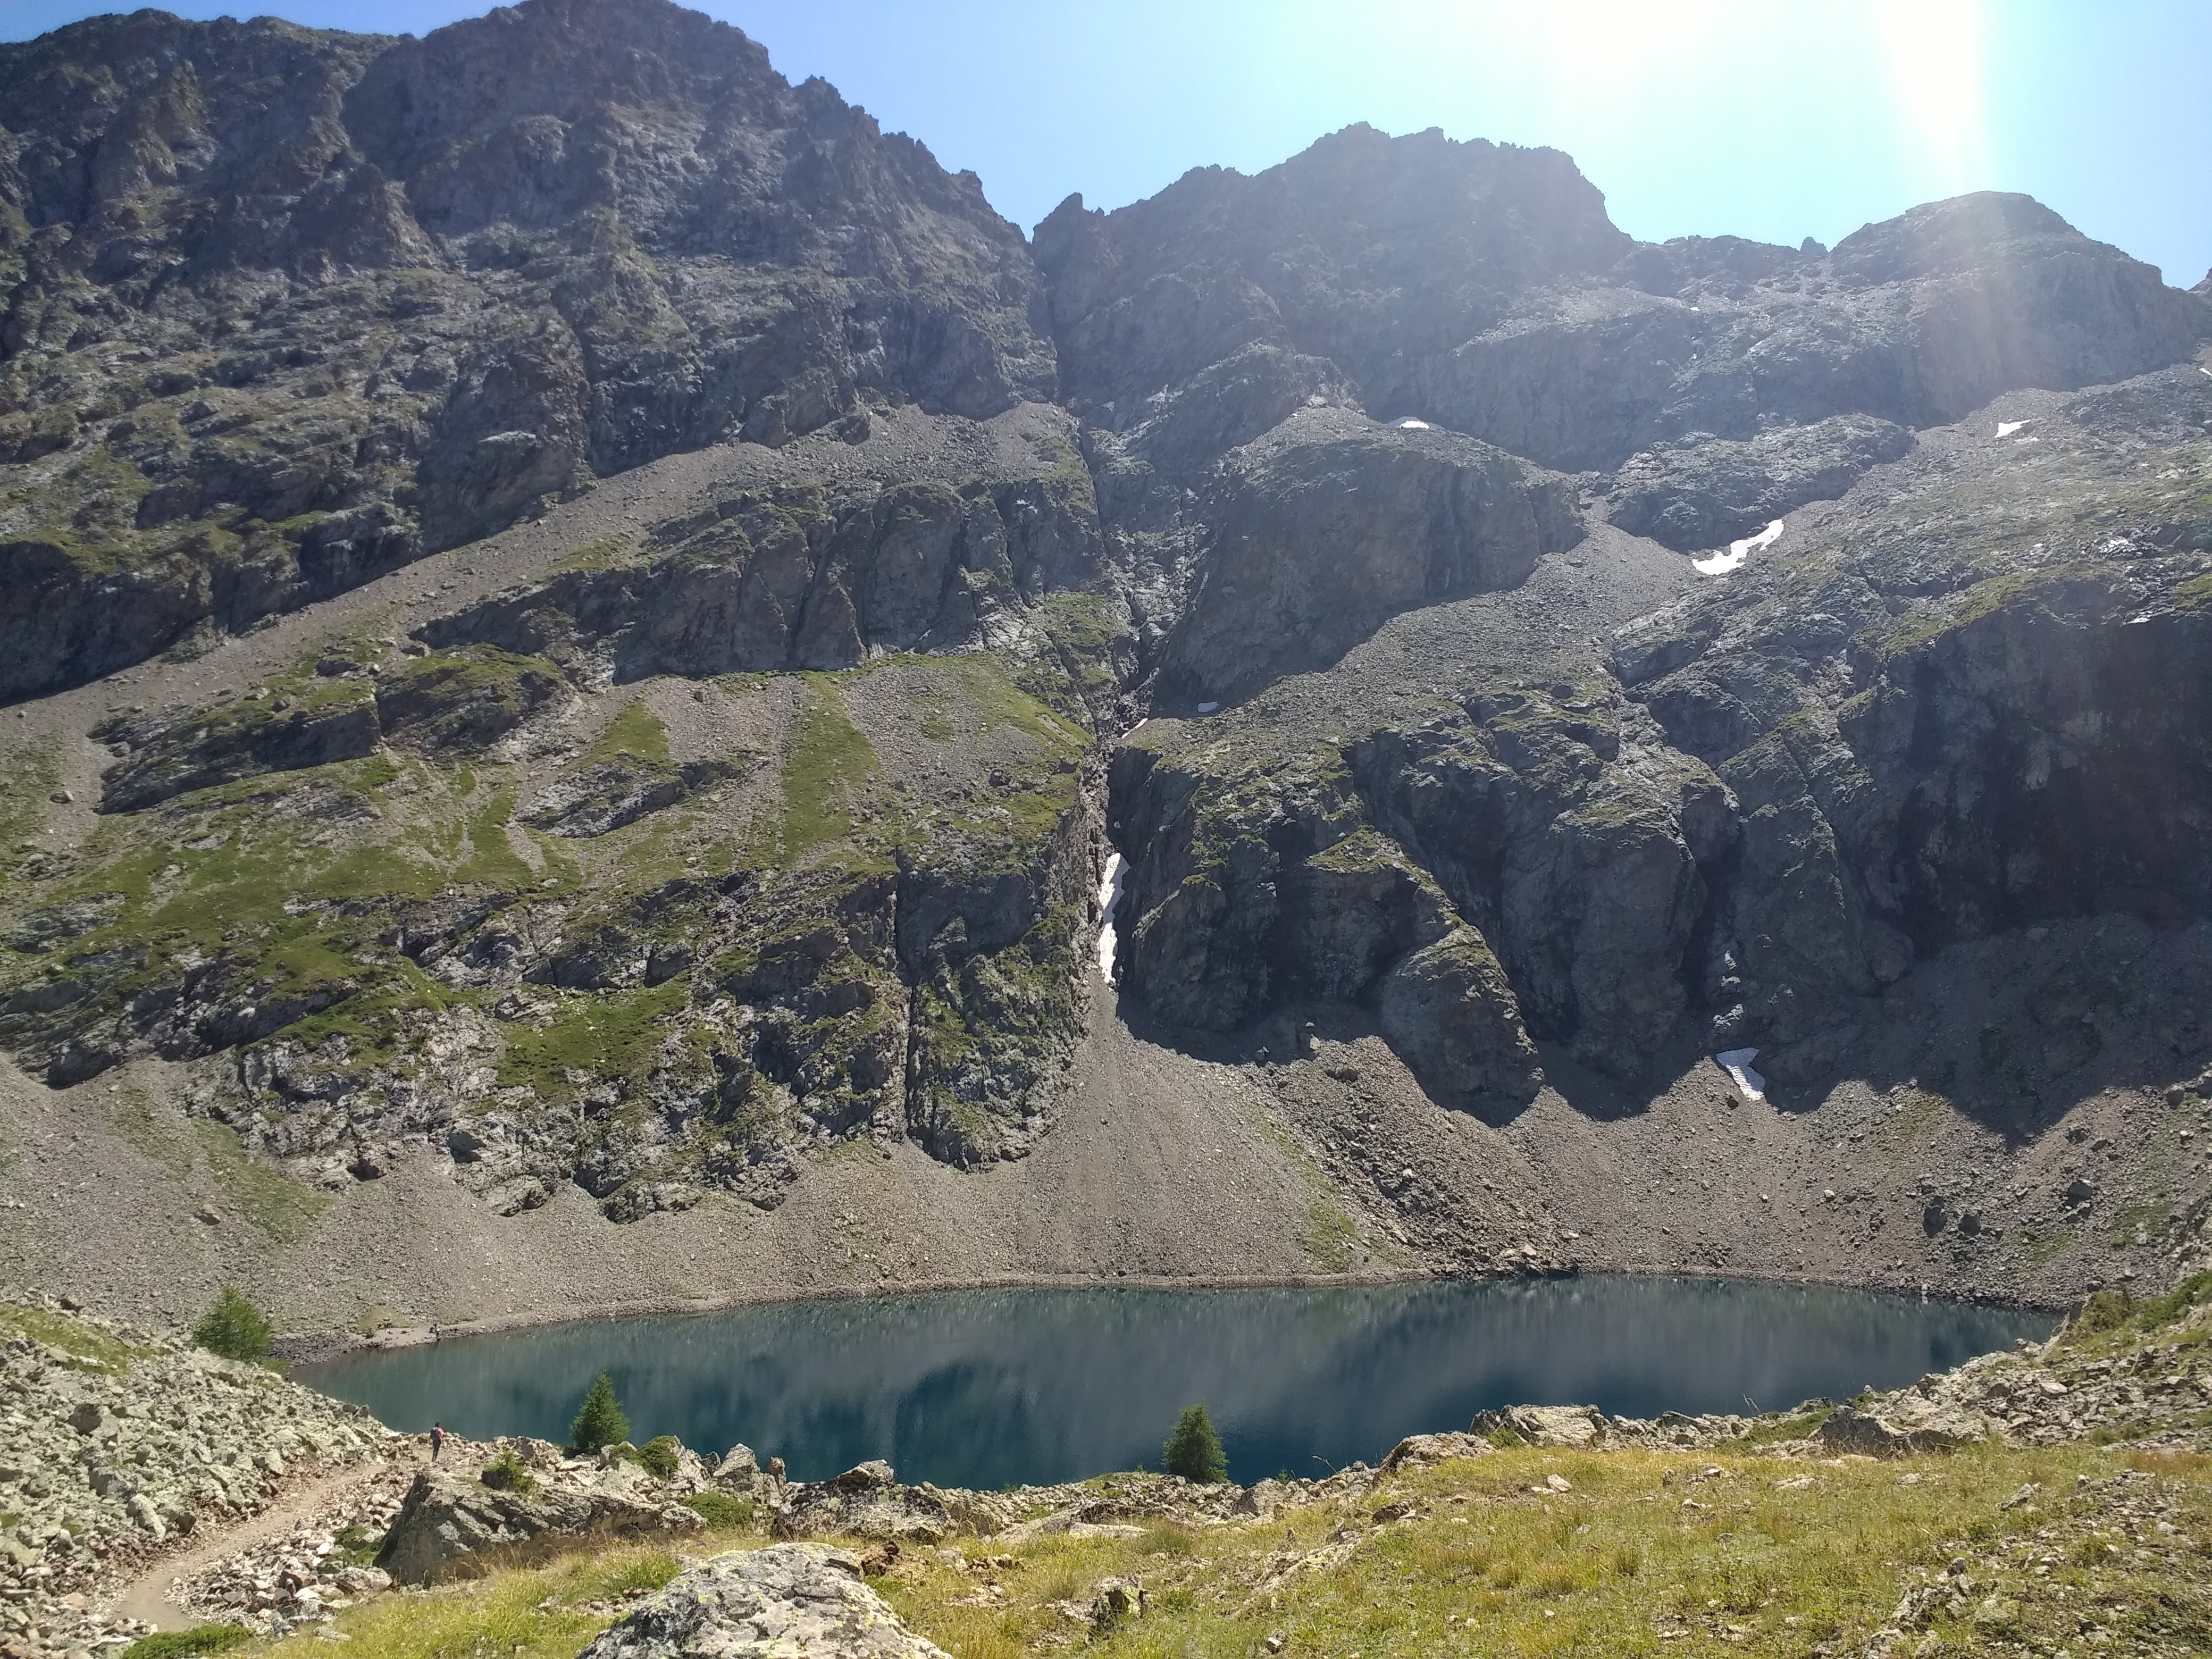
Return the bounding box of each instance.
[256,1439,2211,1659]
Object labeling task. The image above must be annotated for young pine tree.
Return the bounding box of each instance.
[193,1286,273,1362]
[568,1372,631,1453]
[1162,1402,1228,1483]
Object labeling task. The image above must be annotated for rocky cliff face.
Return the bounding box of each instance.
[0,0,1050,701]
[1,0,2209,1311]
[1109,367,2212,1115]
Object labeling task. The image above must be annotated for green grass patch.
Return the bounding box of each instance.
[2109,1196,2173,1246]
[680,1490,753,1529]
[497,978,691,1103]
[590,700,672,768]
[1876,1090,1951,1156]
[456,781,534,890]
[123,1624,250,1659]
[107,1088,195,1177]
[1736,1405,1837,1447]
[195,1121,331,1244]
[1301,1197,1361,1273]
[0,1303,153,1372]
[263,1543,690,1659]
[2017,1225,2074,1269]
[775,678,885,866]
[0,734,61,879]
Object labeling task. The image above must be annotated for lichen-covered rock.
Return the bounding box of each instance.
[374,1462,704,1586]
[770,1461,966,1545]
[580,1545,949,1659]
[1816,1403,1988,1457]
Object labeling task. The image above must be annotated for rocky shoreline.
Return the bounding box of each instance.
[267,1267,1457,1367]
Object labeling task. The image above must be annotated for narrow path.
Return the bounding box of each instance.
[110,1447,423,1632]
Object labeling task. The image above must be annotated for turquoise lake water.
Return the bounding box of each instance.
[302,1276,2052,1488]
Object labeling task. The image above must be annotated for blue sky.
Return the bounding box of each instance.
[6,0,2208,288]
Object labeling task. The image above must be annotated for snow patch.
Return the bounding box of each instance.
[1392,417,1432,431]
[1715,1047,1766,1103]
[1094,852,1126,983]
[1692,518,1784,576]
[1996,419,2030,438]
[1195,700,1220,715]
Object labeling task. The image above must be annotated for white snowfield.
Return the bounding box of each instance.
[1996,419,2030,437]
[1095,852,1126,982]
[1692,518,1784,576]
[1392,417,1432,430]
[1715,1047,1767,1103]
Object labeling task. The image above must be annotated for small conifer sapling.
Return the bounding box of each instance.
[193,1286,273,1362]
[568,1371,630,1453]
[1162,1402,1228,1483]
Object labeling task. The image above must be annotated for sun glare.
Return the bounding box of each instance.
[1871,0,1992,198]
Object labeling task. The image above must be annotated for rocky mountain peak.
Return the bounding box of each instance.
[2,0,2210,1320]
[1830,189,2107,285]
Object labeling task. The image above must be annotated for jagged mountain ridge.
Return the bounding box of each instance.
[0,0,2208,1331]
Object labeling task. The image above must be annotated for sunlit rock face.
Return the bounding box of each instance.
[0,0,1052,699]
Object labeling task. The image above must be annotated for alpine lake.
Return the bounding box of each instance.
[300,1277,2052,1488]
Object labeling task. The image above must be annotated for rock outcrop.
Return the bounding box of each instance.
[769,1460,1004,1545]
[1107,365,2212,1107]
[1155,409,1582,702]
[580,1545,949,1659]
[375,1456,705,1585]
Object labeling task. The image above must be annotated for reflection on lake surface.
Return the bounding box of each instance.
[303,1277,2051,1488]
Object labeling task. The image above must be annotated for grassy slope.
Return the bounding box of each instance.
[248,1443,2210,1659]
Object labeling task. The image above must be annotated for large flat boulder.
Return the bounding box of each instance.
[580,1545,949,1659]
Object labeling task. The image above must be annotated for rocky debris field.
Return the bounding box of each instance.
[174,1479,407,1637]
[0,1296,394,1656]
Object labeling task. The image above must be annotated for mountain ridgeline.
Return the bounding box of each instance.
[1,0,2209,1318]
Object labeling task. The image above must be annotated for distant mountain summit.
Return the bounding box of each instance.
[0,0,1050,696]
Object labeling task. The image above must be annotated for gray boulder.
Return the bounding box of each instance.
[1377,929,1544,1120]
[580,1545,948,1659]
[770,1461,965,1545]
[1816,1404,1985,1457]
[375,1463,704,1586]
